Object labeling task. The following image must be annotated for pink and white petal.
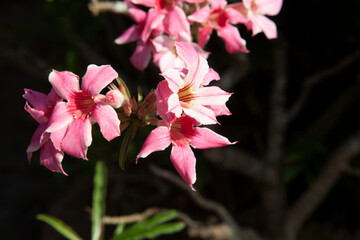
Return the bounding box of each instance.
[130,0,155,8]
[170,144,196,190]
[183,104,218,125]
[61,118,92,159]
[92,102,120,141]
[166,6,191,42]
[130,41,152,71]
[192,86,231,106]
[151,35,172,52]
[189,127,236,149]
[49,70,80,99]
[81,64,118,96]
[197,26,212,48]
[256,0,283,16]
[183,0,204,3]
[167,93,183,118]
[217,24,249,53]
[203,68,220,86]
[136,126,171,160]
[158,51,177,72]
[46,102,73,133]
[174,42,199,67]
[255,14,277,39]
[25,102,46,124]
[225,7,249,24]
[128,4,148,23]
[40,141,66,175]
[140,9,165,42]
[161,68,183,92]
[50,126,67,151]
[115,25,139,45]
[156,80,178,123]
[26,123,49,158]
[209,0,227,10]
[242,0,252,9]
[188,6,211,23]
[184,55,209,90]
[207,104,231,116]
[23,89,51,113]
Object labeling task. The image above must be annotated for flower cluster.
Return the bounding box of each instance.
[24,0,282,190]
[115,0,283,70]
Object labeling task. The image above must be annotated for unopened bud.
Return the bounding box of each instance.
[106,89,125,108]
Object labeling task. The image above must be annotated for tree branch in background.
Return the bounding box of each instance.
[287,49,360,121]
[88,0,129,16]
[149,164,245,240]
[283,130,360,240]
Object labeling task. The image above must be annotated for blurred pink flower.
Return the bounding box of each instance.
[229,0,283,39]
[45,64,120,159]
[156,42,231,125]
[24,88,66,174]
[188,0,249,53]
[137,115,236,189]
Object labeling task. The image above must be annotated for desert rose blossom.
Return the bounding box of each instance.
[115,4,164,70]
[24,88,67,174]
[229,0,283,39]
[44,64,120,160]
[156,42,231,125]
[188,0,249,53]
[137,115,236,190]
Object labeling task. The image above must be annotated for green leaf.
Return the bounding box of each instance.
[112,223,126,238]
[116,77,130,99]
[119,120,139,170]
[111,210,182,240]
[36,214,83,240]
[92,161,108,240]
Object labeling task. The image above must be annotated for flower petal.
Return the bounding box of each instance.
[161,68,183,93]
[189,127,236,149]
[50,126,67,151]
[140,8,164,42]
[203,68,220,86]
[128,5,147,24]
[130,41,152,71]
[131,0,155,8]
[81,64,118,96]
[255,14,277,39]
[217,23,249,53]
[183,104,218,125]
[23,89,52,113]
[46,102,73,133]
[24,102,47,123]
[197,26,212,48]
[26,123,49,160]
[184,55,209,90]
[170,144,196,190]
[115,25,139,45]
[209,0,227,10]
[61,118,92,159]
[256,0,283,16]
[174,42,199,67]
[49,70,80,99]
[192,86,231,106]
[156,80,179,123]
[136,126,171,160]
[92,102,121,141]
[188,6,211,23]
[166,6,191,42]
[40,141,66,175]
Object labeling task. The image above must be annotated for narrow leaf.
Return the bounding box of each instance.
[36,214,83,240]
[119,120,139,170]
[112,223,126,238]
[92,161,108,240]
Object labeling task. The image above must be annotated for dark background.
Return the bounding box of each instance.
[1,0,360,239]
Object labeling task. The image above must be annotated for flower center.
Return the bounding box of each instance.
[178,85,195,105]
[67,92,96,119]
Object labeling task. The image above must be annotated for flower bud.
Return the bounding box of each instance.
[106,89,125,108]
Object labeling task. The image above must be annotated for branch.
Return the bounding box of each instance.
[287,49,360,121]
[203,148,274,183]
[343,166,360,178]
[102,208,163,225]
[283,130,360,240]
[149,164,244,240]
[88,0,128,16]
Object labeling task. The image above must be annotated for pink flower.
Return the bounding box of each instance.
[229,0,283,39]
[115,5,164,70]
[137,115,236,189]
[24,88,66,174]
[151,35,209,72]
[188,0,249,53]
[156,42,231,125]
[45,64,120,159]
